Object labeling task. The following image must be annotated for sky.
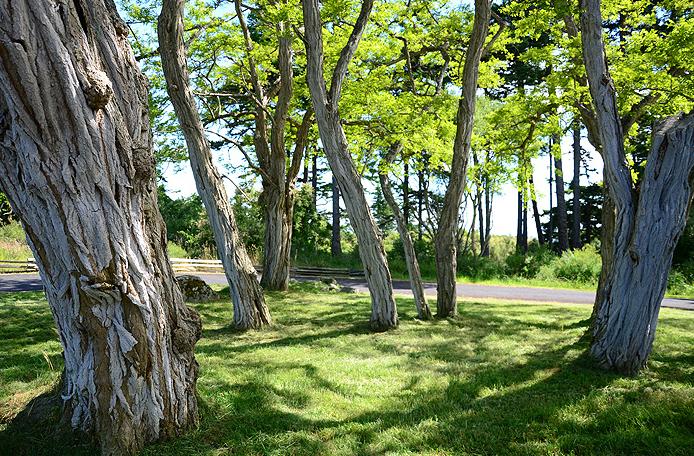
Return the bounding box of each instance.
[161,127,603,238]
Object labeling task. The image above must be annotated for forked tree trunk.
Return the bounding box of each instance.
[303,0,397,329]
[159,0,271,329]
[380,144,432,319]
[590,116,694,373]
[0,2,201,453]
[581,0,694,374]
[434,0,491,317]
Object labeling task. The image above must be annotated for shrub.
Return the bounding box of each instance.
[505,245,556,278]
[537,245,601,284]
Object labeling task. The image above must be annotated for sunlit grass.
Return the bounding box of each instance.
[1,284,693,455]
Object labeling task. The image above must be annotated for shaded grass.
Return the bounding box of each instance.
[0,286,693,455]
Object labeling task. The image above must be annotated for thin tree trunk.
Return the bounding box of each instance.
[553,133,570,251]
[331,174,342,256]
[581,0,694,374]
[159,0,271,329]
[380,144,432,319]
[312,153,318,208]
[434,0,492,317]
[530,176,544,245]
[0,2,201,453]
[403,160,410,225]
[516,190,527,252]
[548,150,554,246]
[572,122,582,248]
[303,0,397,329]
[483,182,492,256]
[418,166,424,242]
[477,188,485,256]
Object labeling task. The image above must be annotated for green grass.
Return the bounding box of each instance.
[1,285,693,455]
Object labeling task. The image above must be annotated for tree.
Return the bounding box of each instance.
[571,121,582,249]
[380,143,432,319]
[0,1,201,453]
[434,0,493,317]
[303,0,398,329]
[580,0,694,374]
[159,0,271,330]
[229,0,314,291]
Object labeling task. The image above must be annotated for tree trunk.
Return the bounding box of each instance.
[553,133,570,252]
[434,0,491,318]
[380,144,432,319]
[483,184,492,256]
[331,175,342,256]
[418,166,424,242]
[0,2,201,453]
[403,160,410,225]
[260,185,292,290]
[572,122,582,248]
[159,0,271,329]
[477,188,485,255]
[303,0,397,329]
[516,190,528,252]
[581,0,694,374]
[530,177,545,245]
[312,153,318,208]
[548,150,554,246]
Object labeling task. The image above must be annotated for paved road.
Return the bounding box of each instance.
[2,272,693,311]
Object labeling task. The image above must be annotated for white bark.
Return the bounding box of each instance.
[0,1,201,453]
[581,0,694,374]
[158,0,271,329]
[303,0,397,329]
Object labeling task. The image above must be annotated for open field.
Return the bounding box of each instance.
[1,284,693,455]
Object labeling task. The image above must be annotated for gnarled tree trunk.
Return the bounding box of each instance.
[580,0,694,374]
[159,0,271,329]
[331,174,342,256]
[0,1,201,453]
[434,0,491,317]
[303,0,397,329]
[380,144,432,320]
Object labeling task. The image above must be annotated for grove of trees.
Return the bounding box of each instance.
[0,0,691,453]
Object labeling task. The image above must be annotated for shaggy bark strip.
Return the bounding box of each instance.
[580,0,694,374]
[0,1,201,453]
[303,0,397,329]
[434,0,491,317]
[380,144,432,320]
[158,0,271,329]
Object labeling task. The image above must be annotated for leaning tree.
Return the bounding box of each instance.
[580,0,694,374]
[303,0,398,329]
[159,0,272,329]
[434,0,494,317]
[0,1,201,453]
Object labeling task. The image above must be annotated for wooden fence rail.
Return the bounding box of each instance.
[1,258,364,278]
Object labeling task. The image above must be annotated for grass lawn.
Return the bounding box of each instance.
[1,284,693,455]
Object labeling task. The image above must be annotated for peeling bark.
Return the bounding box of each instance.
[434,0,492,317]
[303,0,397,329]
[0,1,200,453]
[380,144,432,319]
[158,0,271,329]
[580,0,694,374]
